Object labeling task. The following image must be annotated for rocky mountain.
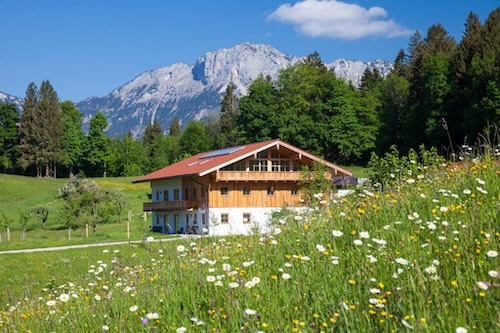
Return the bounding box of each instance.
[0,91,23,109]
[1,43,393,137]
[76,43,302,137]
[329,58,393,87]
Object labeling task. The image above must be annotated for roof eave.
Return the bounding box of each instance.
[132,173,200,183]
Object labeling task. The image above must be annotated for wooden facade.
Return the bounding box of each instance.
[208,180,302,208]
[134,139,352,235]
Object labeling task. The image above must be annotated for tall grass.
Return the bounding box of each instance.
[1,156,498,332]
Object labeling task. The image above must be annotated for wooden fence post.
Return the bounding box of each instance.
[127,210,131,239]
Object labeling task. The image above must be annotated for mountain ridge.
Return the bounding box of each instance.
[1,43,393,137]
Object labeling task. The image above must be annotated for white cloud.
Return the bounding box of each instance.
[268,0,414,39]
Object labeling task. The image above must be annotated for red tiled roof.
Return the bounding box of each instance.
[133,139,352,183]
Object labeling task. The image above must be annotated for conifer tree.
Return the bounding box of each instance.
[393,49,409,78]
[142,121,168,173]
[18,81,63,177]
[0,102,19,172]
[18,82,41,176]
[360,67,382,93]
[38,80,64,177]
[169,118,181,136]
[219,82,240,147]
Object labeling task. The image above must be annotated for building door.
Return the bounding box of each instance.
[174,214,180,234]
[163,214,168,233]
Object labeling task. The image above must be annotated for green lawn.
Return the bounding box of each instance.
[0,241,174,303]
[342,164,369,178]
[0,174,166,251]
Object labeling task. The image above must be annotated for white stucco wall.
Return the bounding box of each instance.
[206,207,281,236]
[151,178,182,202]
[151,207,281,236]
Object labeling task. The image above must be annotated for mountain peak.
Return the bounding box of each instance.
[0,43,393,137]
[77,43,392,137]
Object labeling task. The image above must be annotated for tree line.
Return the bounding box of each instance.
[0,8,499,177]
[228,8,500,163]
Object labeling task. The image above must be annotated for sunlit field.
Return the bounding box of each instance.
[1,153,498,332]
[0,175,154,251]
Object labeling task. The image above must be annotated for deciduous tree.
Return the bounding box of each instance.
[60,101,85,176]
[83,111,111,177]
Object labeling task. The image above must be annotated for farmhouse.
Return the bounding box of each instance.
[133,139,352,236]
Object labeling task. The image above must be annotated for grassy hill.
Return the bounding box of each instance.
[0,154,498,332]
[0,173,66,223]
[0,174,155,250]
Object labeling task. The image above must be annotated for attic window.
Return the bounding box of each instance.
[222,160,245,171]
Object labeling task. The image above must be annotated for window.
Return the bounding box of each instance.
[156,191,160,201]
[221,213,229,224]
[185,188,189,200]
[271,151,287,159]
[249,160,268,172]
[291,187,298,195]
[221,187,229,196]
[193,214,198,225]
[202,213,206,225]
[243,213,251,224]
[243,187,250,196]
[257,151,267,158]
[221,160,246,171]
[272,160,290,172]
[163,190,169,201]
[267,186,275,195]
[192,187,197,199]
[174,189,180,200]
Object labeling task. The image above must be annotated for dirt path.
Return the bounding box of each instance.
[0,236,195,255]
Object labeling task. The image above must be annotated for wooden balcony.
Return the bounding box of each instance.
[143,200,199,212]
[216,171,301,182]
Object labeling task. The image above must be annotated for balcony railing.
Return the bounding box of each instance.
[143,200,199,212]
[216,171,301,182]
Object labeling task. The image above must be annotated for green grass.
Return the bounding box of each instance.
[0,174,66,222]
[0,174,160,251]
[0,157,498,332]
[341,164,369,178]
[0,242,166,304]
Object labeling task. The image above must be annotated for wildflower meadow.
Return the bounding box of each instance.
[1,151,499,332]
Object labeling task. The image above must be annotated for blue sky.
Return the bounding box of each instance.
[0,0,496,102]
